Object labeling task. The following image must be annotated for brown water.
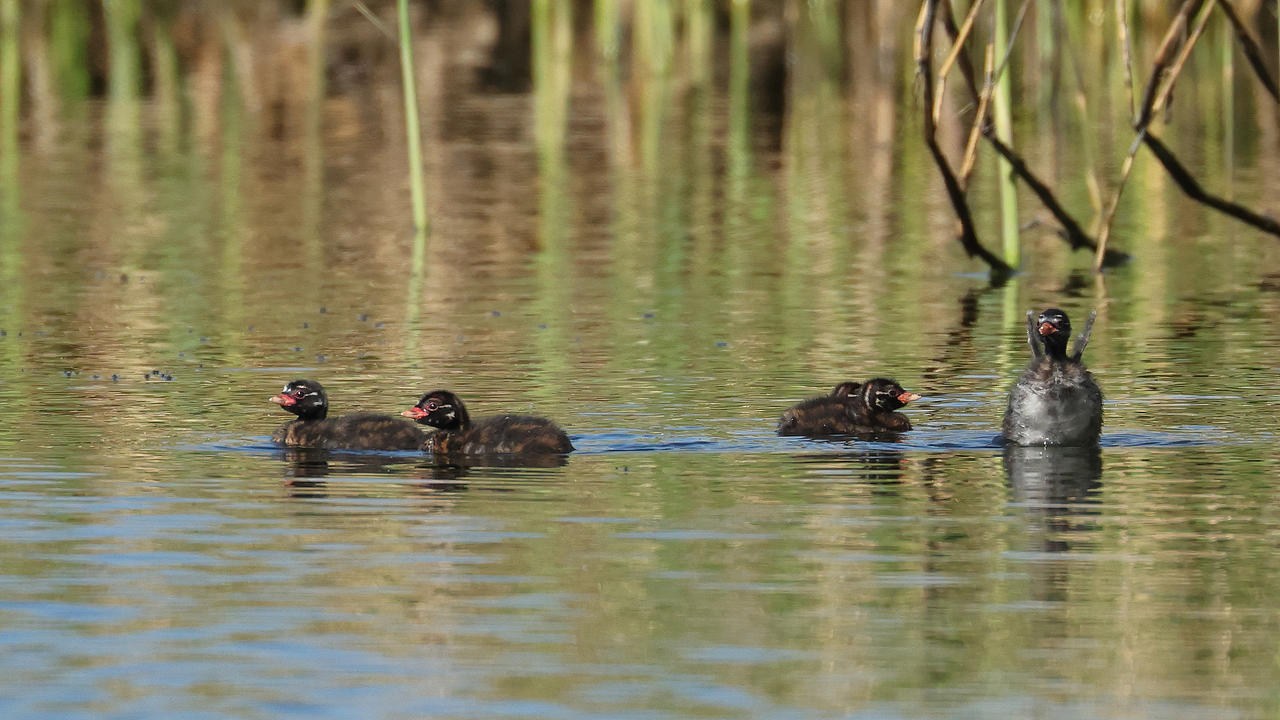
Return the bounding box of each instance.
[4,4,1280,719]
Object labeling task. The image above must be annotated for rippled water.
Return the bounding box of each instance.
[5,5,1280,718]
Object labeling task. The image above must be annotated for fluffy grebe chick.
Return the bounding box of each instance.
[1002,308,1103,446]
[778,378,920,436]
[402,390,574,455]
[270,379,427,451]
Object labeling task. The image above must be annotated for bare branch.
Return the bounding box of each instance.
[1136,0,1201,129]
[1216,0,1279,101]
[916,0,1014,280]
[1142,132,1280,237]
[983,132,1128,266]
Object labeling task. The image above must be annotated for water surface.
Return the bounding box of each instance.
[3,4,1280,719]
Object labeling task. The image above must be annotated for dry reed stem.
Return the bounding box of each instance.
[1116,0,1137,122]
[1136,0,1199,129]
[1092,131,1143,272]
[933,0,986,126]
[959,42,995,186]
[916,0,1013,279]
[939,1,982,109]
[1093,1,1142,271]
[1118,0,1280,241]
[1150,0,1215,121]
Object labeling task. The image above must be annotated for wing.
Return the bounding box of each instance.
[1025,310,1044,359]
[1071,310,1097,361]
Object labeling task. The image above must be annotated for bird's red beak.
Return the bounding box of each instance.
[270,393,295,407]
[1038,321,1056,336]
[897,392,921,403]
[402,407,427,419]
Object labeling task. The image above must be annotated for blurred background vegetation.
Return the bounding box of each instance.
[3,1,1278,261]
[3,0,1277,257]
[1,0,1278,431]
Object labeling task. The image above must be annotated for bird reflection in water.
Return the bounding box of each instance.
[278,448,571,499]
[791,447,907,492]
[1003,445,1102,506]
[1004,444,1103,560]
[278,448,472,497]
[1003,444,1104,608]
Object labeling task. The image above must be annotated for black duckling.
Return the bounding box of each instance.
[1002,308,1103,446]
[402,390,574,455]
[270,379,427,451]
[778,378,920,436]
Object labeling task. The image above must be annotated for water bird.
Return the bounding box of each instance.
[778,378,920,436]
[1002,308,1103,446]
[401,390,574,455]
[269,379,426,451]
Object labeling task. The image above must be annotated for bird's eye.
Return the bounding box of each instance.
[425,401,438,411]
[293,390,306,398]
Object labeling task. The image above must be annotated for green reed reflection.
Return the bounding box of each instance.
[0,0,17,159]
[397,0,428,234]
[531,0,574,398]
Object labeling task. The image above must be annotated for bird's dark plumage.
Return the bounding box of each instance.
[403,390,574,455]
[778,378,920,436]
[1002,309,1103,446]
[269,379,427,451]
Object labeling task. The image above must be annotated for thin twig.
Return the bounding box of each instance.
[1150,0,1215,121]
[939,1,983,108]
[991,0,1033,88]
[933,0,986,125]
[1093,0,1141,269]
[1061,6,1102,215]
[1093,129,1145,272]
[1136,0,1200,129]
[351,0,397,43]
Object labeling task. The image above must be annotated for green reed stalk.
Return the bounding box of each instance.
[993,0,1019,267]
[397,0,428,234]
[684,0,711,86]
[50,0,90,99]
[728,0,750,165]
[1221,17,1233,179]
[0,0,17,150]
[595,0,619,63]
[1035,0,1053,116]
[102,0,142,102]
[303,0,329,234]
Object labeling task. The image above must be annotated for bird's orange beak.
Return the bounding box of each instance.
[897,392,921,403]
[401,407,427,419]
[270,394,295,407]
[1038,321,1056,336]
